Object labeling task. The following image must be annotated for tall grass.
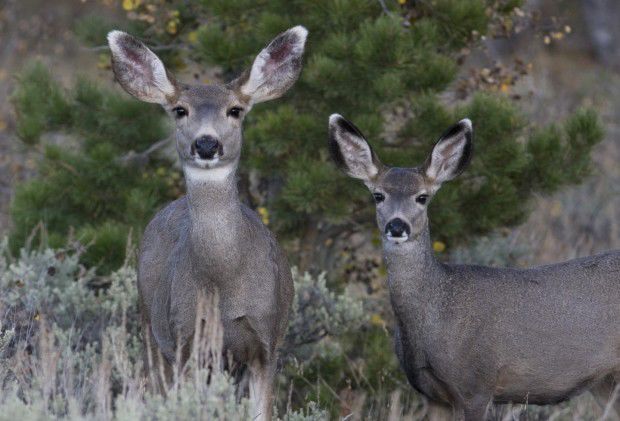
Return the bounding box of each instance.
[0,238,616,420]
[0,239,329,420]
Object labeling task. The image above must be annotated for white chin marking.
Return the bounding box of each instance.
[184,163,234,182]
[386,234,409,244]
[195,156,219,166]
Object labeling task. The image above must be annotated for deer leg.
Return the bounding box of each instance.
[234,364,251,402]
[142,318,173,393]
[248,360,275,421]
[426,401,452,421]
[457,395,491,421]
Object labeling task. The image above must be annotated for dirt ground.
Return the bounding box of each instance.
[0,0,618,265]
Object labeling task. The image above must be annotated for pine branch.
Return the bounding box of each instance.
[377,0,394,17]
[116,136,172,167]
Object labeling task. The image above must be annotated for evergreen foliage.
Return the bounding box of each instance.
[8,0,604,271]
[10,63,176,273]
[195,0,603,250]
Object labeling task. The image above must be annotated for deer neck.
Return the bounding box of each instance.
[382,226,444,311]
[183,164,245,255]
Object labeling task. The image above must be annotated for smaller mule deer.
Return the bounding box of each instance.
[328,114,620,420]
[108,26,308,420]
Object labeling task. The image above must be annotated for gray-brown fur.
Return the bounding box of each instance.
[329,114,620,420]
[108,26,308,420]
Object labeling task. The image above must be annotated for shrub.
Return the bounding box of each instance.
[0,240,367,418]
[9,64,177,273]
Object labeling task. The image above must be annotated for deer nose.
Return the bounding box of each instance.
[385,218,411,238]
[194,136,221,160]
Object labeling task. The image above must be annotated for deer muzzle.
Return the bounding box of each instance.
[385,218,411,244]
[193,135,222,160]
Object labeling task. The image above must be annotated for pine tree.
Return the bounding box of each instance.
[193,0,603,267]
[10,63,178,273]
[9,0,603,273]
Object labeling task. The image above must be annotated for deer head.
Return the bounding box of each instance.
[108,26,308,181]
[329,114,473,244]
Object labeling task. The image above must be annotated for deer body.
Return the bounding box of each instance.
[138,177,292,366]
[108,27,308,420]
[329,115,620,419]
[388,234,619,411]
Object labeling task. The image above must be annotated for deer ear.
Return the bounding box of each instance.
[424,119,473,186]
[329,114,383,182]
[107,30,178,104]
[233,26,308,105]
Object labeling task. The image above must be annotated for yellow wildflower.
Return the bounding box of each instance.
[122,0,142,11]
[433,241,446,253]
[166,20,178,35]
[258,207,269,225]
[188,31,199,44]
[370,313,385,327]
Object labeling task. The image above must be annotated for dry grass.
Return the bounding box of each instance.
[0,239,618,420]
[0,244,333,420]
[0,294,251,420]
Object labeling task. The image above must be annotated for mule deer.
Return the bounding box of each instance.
[108,26,308,420]
[328,114,620,420]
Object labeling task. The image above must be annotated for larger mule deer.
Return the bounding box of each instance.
[107,26,308,420]
[328,114,620,420]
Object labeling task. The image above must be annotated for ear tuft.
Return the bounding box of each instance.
[328,114,348,170]
[107,30,126,50]
[328,113,342,124]
[288,25,309,47]
[236,25,308,104]
[107,30,177,104]
[330,113,366,140]
[328,114,382,181]
[424,118,473,185]
[459,118,473,130]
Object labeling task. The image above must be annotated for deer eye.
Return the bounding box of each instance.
[416,194,429,205]
[373,193,385,203]
[227,106,243,118]
[172,106,188,119]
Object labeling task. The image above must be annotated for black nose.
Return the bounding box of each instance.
[194,135,221,160]
[385,218,411,238]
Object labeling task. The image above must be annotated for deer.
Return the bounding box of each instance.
[107,26,308,420]
[328,114,620,420]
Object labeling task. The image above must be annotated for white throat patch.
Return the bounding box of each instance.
[184,164,235,183]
